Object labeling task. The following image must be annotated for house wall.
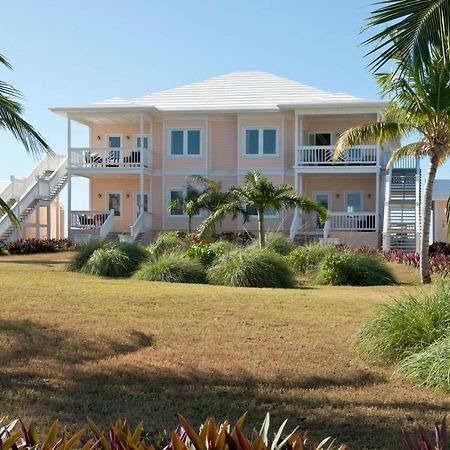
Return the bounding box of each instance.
[22,200,65,239]
[434,200,449,242]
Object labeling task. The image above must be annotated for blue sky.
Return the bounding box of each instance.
[1,0,448,209]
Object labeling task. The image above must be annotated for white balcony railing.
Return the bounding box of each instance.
[69,148,151,170]
[327,212,376,231]
[296,145,378,166]
[70,210,111,230]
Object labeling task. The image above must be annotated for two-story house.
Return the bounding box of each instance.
[46,71,420,249]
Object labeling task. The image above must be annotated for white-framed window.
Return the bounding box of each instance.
[168,189,202,217]
[244,128,278,156]
[106,134,122,148]
[314,192,331,229]
[107,192,122,217]
[245,204,278,218]
[134,135,149,149]
[134,193,149,217]
[307,132,332,146]
[345,192,362,213]
[168,129,201,156]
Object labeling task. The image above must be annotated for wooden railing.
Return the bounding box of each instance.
[69,148,151,169]
[296,145,378,166]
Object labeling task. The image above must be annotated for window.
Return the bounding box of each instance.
[107,135,122,148]
[169,129,201,156]
[346,192,362,213]
[308,132,331,146]
[108,192,121,217]
[135,193,148,217]
[244,128,277,155]
[314,193,330,229]
[169,190,184,216]
[135,136,149,149]
[245,204,278,217]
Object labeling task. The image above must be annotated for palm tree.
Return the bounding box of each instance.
[167,183,201,233]
[363,0,450,72]
[199,171,327,248]
[0,53,51,223]
[334,47,450,284]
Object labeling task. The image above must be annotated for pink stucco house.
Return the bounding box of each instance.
[48,72,420,250]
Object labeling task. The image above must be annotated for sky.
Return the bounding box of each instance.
[1,0,448,211]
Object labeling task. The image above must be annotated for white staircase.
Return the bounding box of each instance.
[0,155,68,245]
[383,157,421,252]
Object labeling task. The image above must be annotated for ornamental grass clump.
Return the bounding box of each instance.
[315,252,395,286]
[82,245,135,278]
[285,243,336,274]
[207,247,295,288]
[134,253,206,284]
[396,336,450,392]
[356,282,450,362]
[257,231,294,256]
[115,241,148,264]
[147,232,186,258]
[66,239,105,271]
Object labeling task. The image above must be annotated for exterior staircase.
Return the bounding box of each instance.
[0,155,68,245]
[382,157,421,252]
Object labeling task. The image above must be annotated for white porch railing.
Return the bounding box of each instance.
[100,210,115,238]
[296,145,378,166]
[69,148,151,170]
[327,212,376,231]
[70,210,111,230]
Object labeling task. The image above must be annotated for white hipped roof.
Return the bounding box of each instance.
[433,180,450,200]
[51,71,386,115]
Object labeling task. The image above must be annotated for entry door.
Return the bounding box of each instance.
[314,193,330,229]
[135,193,149,217]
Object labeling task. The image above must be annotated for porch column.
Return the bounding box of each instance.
[67,117,72,239]
[139,115,145,214]
[375,171,380,232]
[47,204,51,239]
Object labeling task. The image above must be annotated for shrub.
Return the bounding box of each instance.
[115,241,148,264]
[82,245,135,278]
[66,239,105,271]
[185,242,225,267]
[134,253,206,284]
[207,247,295,288]
[251,232,294,255]
[3,238,74,255]
[215,231,255,246]
[356,283,450,362]
[396,336,450,392]
[315,252,396,286]
[147,232,186,257]
[429,241,450,257]
[286,243,336,274]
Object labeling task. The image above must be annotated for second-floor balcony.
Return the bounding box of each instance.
[69,148,151,171]
[295,145,378,168]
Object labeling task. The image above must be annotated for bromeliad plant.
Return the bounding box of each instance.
[402,417,448,450]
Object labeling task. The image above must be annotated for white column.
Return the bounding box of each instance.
[139,115,145,215]
[67,117,72,239]
[47,205,51,239]
[375,171,380,232]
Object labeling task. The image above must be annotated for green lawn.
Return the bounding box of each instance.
[0,252,447,449]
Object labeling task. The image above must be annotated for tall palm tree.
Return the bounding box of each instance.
[199,171,327,248]
[0,53,51,223]
[363,0,450,72]
[334,48,450,284]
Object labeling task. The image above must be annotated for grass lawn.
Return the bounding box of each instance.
[0,252,448,449]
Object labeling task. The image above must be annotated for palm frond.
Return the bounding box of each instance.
[386,141,423,167]
[197,199,244,238]
[0,53,12,70]
[0,197,19,227]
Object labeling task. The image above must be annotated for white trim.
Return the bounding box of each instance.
[167,128,203,158]
[133,191,149,218]
[313,191,332,230]
[242,127,279,157]
[106,191,123,218]
[133,134,150,148]
[344,191,364,213]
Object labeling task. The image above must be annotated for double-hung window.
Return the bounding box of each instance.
[245,128,277,156]
[169,129,201,156]
[135,135,149,149]
[169,190,185,216]
[245,204,278,218]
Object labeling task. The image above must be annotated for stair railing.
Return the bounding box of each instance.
[99,210,115,239]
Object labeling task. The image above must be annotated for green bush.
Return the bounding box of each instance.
[134,253,206,284]
[251,232,294,256]
[115,241,148,264]
[285,243,336,274]
[147,232,186,258]
[82,245,136,278]
[207,247,295,288]
[66,239,105,271]
[396,335,450,392]
[315,252,396,286]
[185,242,225,267]
[356,283,450,362]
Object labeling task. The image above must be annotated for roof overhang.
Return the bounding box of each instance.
[278,100,389,115]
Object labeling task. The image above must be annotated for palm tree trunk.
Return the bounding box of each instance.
[258,211,265,248]
[420,157,438,284]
